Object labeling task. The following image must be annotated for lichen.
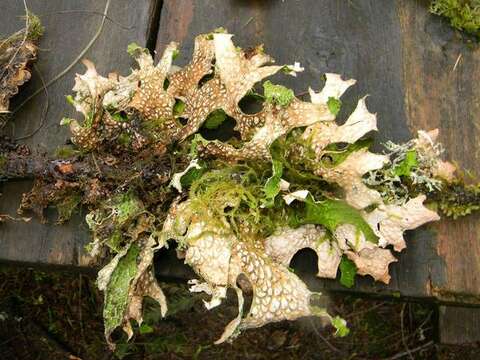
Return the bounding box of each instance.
[0,12,43,114]
[9,29,479,350]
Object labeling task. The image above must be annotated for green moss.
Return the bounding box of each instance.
[393,150,418,177]
[430,0,480,36]
[327,97,342,116]
[56,194,81,223]
[437,181,480,218]
[54,146,80,159]
[24,12,44,41]
[263,81,295,107]
[189,167,263,234]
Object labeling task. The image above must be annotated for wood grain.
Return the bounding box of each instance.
[439,305,480,344]
[398,0,480,303]
[0,0,159,266]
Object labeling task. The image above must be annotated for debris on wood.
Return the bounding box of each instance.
[0,12,43,124]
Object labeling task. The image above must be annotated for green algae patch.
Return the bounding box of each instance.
[394,150,418,177]
[103,244,140,339]
[327,97,342,116]
[339,256,357,288]
[263,81,295,107]
[303,196,378,244]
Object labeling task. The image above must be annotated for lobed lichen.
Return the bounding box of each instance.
[6,30,478,349]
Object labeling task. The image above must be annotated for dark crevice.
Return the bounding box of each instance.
[146,0,164,53]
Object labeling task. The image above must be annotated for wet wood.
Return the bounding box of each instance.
[439,306,480,344]
[398,0,480,305]
[0,0,159,266]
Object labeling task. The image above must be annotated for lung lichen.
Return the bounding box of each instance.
[5,30,478,349]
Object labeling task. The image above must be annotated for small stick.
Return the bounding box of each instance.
[308,318,344,355]
[0,0,29,80]
[452,53,462,72]
[384,340,434,360]
[13,0,112,114]
[39,10,133,30]
[400,303,414,360]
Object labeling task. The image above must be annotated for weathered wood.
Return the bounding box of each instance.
[398,0,480,304]
[439,305,480,344]
[155,0,480,303]
[0,0,159,266]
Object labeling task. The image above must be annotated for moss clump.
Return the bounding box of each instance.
[56,193,82,223]
[54,146,80,159]
[189,166,265,235]
[263,81,295,107]
[327,97,342,116]
[24,12,44,41]
[437,181,480,218]
[430,0,480,36]
[0,154,7,172]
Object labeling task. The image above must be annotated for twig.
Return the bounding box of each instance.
[27,319,81,359]
[308,318,344,355]
[243,17,255,28]
[12,0,112,115]
[400,303,413,360]
[344,301,387,319]
[14,63,49,140]
[0,0,30,80]
[383,340,434,360]
[79,274,86,348]
[452,53,462,72]
[39,10,133,30]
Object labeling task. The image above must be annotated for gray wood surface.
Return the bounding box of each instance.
[0,0,158,266]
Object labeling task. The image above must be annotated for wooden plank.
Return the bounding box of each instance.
[0,0,159,266]
[155,0,479,302]
[398,0,480,304]
[439,305,480,344]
